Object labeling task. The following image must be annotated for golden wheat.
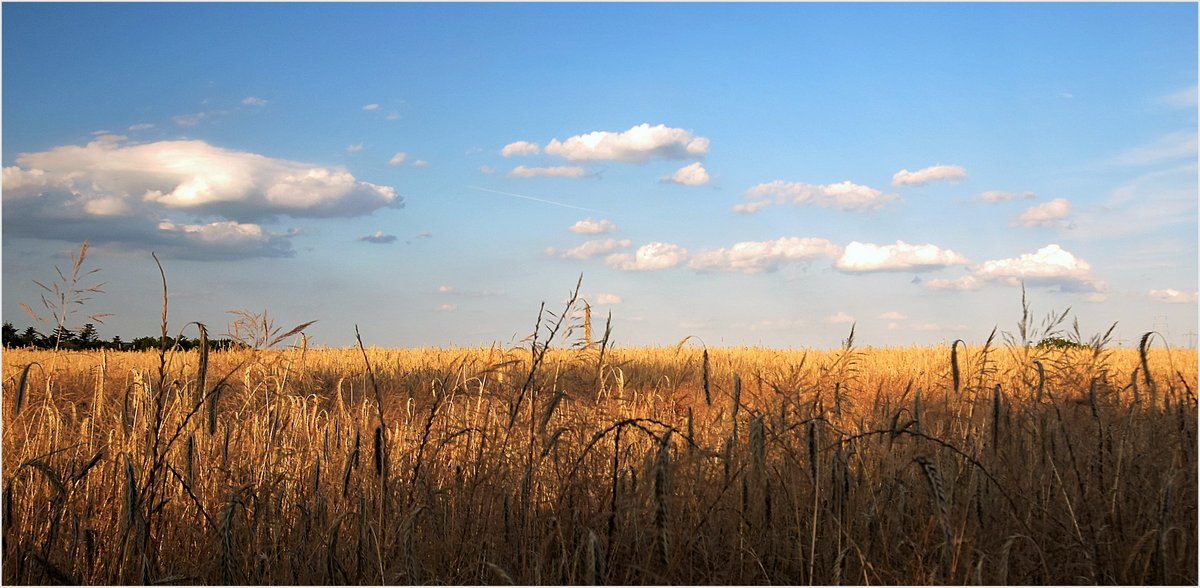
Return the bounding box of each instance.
[1,342,1195,584]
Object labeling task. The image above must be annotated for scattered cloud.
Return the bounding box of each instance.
[509,165,585,178]
[91,134,127,144]
[544,123,709,163]
[1148,288,1198,304]
[661,162,710,186]
[569,217,618,234]
[241,96,267,107]
[546,238,631,260]
[385,112,401,121]
[480,165,496,174]
[1163,84,1198,109]
[151,220,296,260]
[415,231,433,239]
[969,244,1105,293]
[388,152,407,166]
[605,242,688,271]
[437,303,457,312]
[2,138,400,259]
[501,141,541,157]
[362,103,379,111]
[1111,131,1197,167]
[593,293,622,305]
[689,237,841,274]
[1014,198,1071,227]
[926,245,1106,293]
[731,200,772,214]
[924,275,985,291]
[358,231,397,244]
[1068,163,1196,239]
[346,143,364,153]
[825,311,855,324]
[173,112,206,126]
[879,311,907,320]
[835,240,969,273]
[412,160,429,168]
[438,285,454,293]
[980,190,1035,203]
[740,180,896,212]
[128,123,155,131]
[892,164,967,187]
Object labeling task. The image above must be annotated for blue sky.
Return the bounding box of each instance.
[3,2,1196,349]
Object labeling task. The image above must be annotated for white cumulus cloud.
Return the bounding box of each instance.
[1015,198,1071,227]
[388,152,407,166]
[569,217,618,234]
[661,162,710,186]
[924,245,1104,294]
[740,180,896,212]
[154,220,295,259]
[835,241,969,273]
[362,103,380,111]
[509,165,585,178]
[2,138,400,259]
[689,237,841,274]
[544,123,709,163]
[1148,289,1199,304]
[605,242,688,271]
[892,164,968,186]
[973,244,1105,293]
[346,143,364,153]
[501,141,541,157]
[242,96,267,107]
[545,238,632,260]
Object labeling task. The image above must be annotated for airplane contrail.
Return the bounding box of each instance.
[465,185,603,213]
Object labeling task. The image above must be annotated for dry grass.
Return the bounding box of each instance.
[2,338,1196,584]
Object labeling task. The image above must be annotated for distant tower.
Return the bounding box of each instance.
[1152,315,1170,339]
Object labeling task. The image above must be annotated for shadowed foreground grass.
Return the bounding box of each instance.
[2,339,1196,584]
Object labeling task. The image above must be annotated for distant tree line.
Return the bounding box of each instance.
[2,322,245,351]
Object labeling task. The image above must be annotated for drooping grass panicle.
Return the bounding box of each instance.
[951,339,964,394]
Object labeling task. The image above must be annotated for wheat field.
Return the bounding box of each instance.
[2,326,1196,585]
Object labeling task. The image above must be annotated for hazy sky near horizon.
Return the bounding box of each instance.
[2,2,1197,349]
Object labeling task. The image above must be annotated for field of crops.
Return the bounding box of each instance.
[2,326,1196,584]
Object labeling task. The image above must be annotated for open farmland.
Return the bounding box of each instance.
[2,328,1196,584]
